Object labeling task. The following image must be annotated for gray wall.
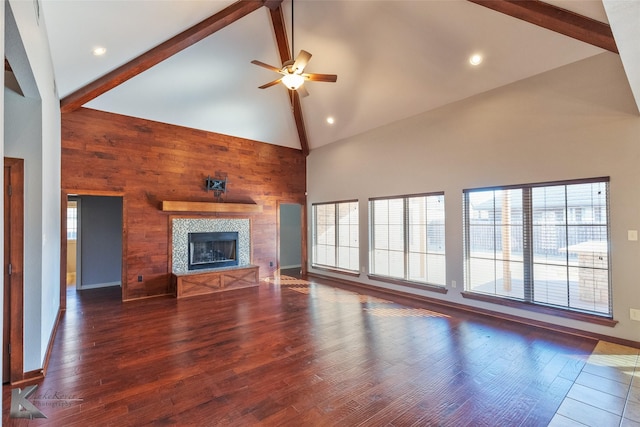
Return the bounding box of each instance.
[307,52,640,343]
[280,204,302,269]
[80,196,123,288]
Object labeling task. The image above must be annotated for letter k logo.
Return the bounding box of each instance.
[10,385,47,419]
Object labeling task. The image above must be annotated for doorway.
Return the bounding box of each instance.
[66,195,123,291]
[278,203,303,276]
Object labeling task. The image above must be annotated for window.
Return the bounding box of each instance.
[369,193,445,286]
[312,200,359,273]
[67,200,78,240]
[463,178,611,317]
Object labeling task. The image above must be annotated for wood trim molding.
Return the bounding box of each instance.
[11,370,44,387]
[161,200,262,213]
[308,272,640,350]
[300,203,308,276]
[63,189,126,197]
[60,192,67,311]
[41,308,64,378]
[60,0,276,112]
[467,0,618,53]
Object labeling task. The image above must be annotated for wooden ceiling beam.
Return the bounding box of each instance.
[290,90,310,156]
[61,0,280,113]
[4,58,12,72]
[468,0,618,54]
[269,6,310,156]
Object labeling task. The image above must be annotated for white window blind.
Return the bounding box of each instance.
[370,193,446,286]
[463,178,611,317]
[312,200,359,273]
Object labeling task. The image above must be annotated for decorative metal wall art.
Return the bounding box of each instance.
[205,175,227,201]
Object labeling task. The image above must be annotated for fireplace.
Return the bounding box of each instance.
[188,232,239,270]
[171,218,250,274]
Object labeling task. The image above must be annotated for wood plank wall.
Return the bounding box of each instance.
[61,108,306,300]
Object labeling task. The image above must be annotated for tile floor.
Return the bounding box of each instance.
[550,341,640,427]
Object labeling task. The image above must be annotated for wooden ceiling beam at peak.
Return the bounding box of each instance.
[269,5,310,156]
[5,58,12,72]
[467,0,618,54]
[60,0,281,113]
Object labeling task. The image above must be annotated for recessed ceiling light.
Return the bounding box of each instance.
[92,47,107,56]
[326,117,335,125]
[469,54,483,66]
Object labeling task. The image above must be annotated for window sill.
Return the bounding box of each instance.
[368,275,448,294]
[311,265,360,277]
[461,291,618,327]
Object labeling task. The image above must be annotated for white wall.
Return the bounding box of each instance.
[7,0,61,371]
[308,52,640,343]
[4,88,43,371]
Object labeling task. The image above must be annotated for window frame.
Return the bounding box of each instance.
[368,192,447,293]
[462,177,613,321]
[311,199,360,275]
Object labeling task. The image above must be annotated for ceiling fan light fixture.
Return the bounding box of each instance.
[281,72,305,90]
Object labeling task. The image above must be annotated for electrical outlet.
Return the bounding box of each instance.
[269,261,273,267]
[451,280,456,288]
[630,308,640,321]
[628,230,638,241]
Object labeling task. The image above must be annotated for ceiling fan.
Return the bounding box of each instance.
[251,0,336,97]
[251,51,337,97]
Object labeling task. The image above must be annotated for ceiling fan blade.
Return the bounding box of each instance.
[258,78,282,89]
[251,60,282,74]
[297,85,309,98]
[292,50,312,73]
[302,73,338,83]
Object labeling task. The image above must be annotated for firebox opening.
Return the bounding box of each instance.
[188,232,239,270]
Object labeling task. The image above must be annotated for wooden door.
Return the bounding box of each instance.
[3,158,24,384]
[3,165,11,382]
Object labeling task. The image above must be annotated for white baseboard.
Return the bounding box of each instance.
[79,281,121,290]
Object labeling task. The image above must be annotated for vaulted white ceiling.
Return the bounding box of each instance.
[40,0,638,152]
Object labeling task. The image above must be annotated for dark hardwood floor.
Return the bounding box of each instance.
[3,273,597,426]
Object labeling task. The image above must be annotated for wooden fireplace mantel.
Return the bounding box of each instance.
[161,200,262,213]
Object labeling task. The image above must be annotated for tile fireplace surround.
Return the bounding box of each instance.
[171,218,251,274]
